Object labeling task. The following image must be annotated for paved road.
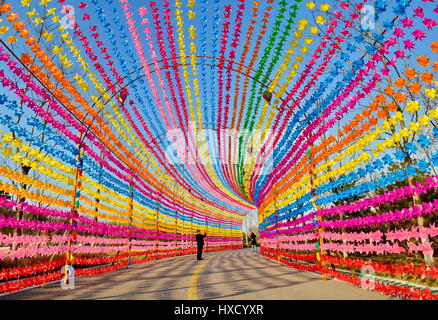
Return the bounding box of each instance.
[1,249,395,300]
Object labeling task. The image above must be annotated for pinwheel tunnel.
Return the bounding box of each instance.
[0,0,437,300]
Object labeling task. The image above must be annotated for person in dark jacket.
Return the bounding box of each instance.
[250,232,257,254]
[196,230,207,260]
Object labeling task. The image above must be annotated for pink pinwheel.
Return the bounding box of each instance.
[0,53,10,62]
[386,37,398,47]
[396,229,407,241]
[405,229,414,241]
[61,4,70,13]
[394,49,405,58]
[392,244,405,254]
[407,241,419,254]
[385,230,394,241]
[365,60,375,69]
[414,7,424,18]
[393,27,405,37]
[403,39,415,49]
[380,67,390,76]
[138,6,147,16]
[375,231,383,242]
[401,17,414,28]
[412,29,426,41]
[423,18,437,30]
[0,78,11,86]
[429,223,438,237]
[419,243,434,256]
[371,244,381,255]
[418,226,429,240]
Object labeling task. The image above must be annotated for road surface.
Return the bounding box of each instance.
[1,249,395,300]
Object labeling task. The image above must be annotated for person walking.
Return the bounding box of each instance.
[250,232,257,254]
[196,230,207,260]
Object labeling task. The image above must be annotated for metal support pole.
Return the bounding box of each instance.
[64,132,83,285]
[127,175,135,267]
[154,184,162,261]
[273,187,280,262]
[307,142,326,280]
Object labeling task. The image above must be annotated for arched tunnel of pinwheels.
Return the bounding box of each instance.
[0,0,437,301]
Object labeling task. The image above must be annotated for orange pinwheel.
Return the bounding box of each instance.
[7,12,18,22]
[0,3,12,13]
[20,53,32,66]
[29,64,39,74]
[417,56,430,67]
[394,92,407,103]
[378,109,389,119]
[36,70,47,81]
[19,29,30,38]
[408,82,422,95]
[375,93,387,104]
[386,102,398,112]
[25,36,37,46]
[351,129,360,139]
[369,117,378,126]
[354,113,363,122]
[404,68,417,79]
[394,78,407,88]
[369,102,379,111]
[345,135,354,144]
[432,41,438,53]
[384,85,394,96]
[12,21,25,31]
[362,123,370,131]
[421,72,433,83]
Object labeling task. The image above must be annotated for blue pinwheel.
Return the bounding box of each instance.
[394,150,406,161]
[405,142,417,154]
[417,134,432,148]
[382,154,393,166]
[431,151,438,167]
[417,160,430,173]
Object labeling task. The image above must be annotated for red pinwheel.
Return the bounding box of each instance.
[340,2,349,9]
